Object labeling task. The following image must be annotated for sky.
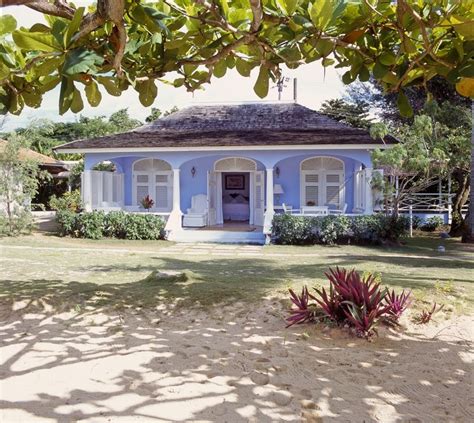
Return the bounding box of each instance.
[1,3,345,131]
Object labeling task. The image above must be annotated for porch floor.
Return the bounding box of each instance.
[197,221,262,232]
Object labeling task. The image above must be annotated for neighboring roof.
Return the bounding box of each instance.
[56,103,397,151]
[0,139,60,164]
[0,139,71,176]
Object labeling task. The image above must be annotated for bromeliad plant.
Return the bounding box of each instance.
[140,195,155,211]
[286,267,412,339]
[414,303,444,324]
[384,289,412,321]
[286,287,322,327]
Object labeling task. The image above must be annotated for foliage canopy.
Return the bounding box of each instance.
[0,0,472,116]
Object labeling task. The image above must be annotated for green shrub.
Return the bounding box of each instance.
[104,211,128,238]
[0,209,34,237]
[411,215,424,229]
[56,210,78,237]
[76,211,105,239]
[272,213,408,245]
[56,210,166,240]
[124,213,165,240]
[49,190,82,212]
[420,216,444,232]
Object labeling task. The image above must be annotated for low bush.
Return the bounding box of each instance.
[286,267,412,339]
[272,213,408,245]
[420,216,444,232]
[49,190,82,212]
[56,210,166,240]
[411,215,424,230]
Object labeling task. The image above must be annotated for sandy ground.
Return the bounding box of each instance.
[0,301,473,423]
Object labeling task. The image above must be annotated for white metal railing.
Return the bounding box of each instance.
[398,193,453,212]
[382,193,469,225]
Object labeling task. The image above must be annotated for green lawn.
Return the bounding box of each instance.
[0,233,472,315]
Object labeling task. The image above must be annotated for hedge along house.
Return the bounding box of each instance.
[55,103,395,243]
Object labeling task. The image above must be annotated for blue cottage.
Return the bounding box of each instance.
[56,102,395,242]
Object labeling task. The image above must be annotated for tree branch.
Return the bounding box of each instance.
[26,0,75,19]
[249,0,263,32]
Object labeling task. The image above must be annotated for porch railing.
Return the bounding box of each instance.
[382,193,469,223]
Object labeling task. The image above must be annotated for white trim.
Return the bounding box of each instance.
[300,156,345,208]
[214,157,257,172]
[56,144,391,154]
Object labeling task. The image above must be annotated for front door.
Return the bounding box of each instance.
[254,171,264,226]
[207,171,217,226]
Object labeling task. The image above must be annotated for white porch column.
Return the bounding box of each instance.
[263,167,274,235]
[364,168,373,214]
[165,168,182,232]
[81,171,93,211]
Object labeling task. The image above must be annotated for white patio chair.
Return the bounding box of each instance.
[329,203,348,215]
[183,194,208,227]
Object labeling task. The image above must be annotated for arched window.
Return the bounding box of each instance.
[214,157,257,172]
[300,157,345,208]
[132,158,172,211]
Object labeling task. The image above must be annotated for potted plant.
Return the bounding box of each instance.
[140,195,154,212]
[306,200,316,206]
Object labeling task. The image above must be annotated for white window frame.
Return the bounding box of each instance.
[300,157,345,208]
[132,159,172,212]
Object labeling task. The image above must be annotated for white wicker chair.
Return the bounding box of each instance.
[183,194,208,227]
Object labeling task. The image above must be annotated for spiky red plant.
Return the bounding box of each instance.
[384,289,412,321]
[415,302,444,324]
[286,286,318,327]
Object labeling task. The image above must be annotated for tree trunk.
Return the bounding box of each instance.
[462,101,474,242]
[449,171,470,237]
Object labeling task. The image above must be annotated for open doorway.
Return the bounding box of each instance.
[222,172,250,224]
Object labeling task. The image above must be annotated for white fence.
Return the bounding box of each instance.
[384,193,469,223]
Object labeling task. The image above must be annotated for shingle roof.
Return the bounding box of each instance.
[0,139,62,164]
[56,103,396,151]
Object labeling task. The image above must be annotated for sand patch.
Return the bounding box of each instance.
[0,301,472,422]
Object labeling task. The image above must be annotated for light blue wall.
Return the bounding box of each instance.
[84,149,372,211]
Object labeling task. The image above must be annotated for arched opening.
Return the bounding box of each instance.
[300,156,345,208]
[214,157,257,172]
[132,158,172,211]
[207,157,262,227]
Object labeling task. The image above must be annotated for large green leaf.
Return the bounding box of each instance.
[62,48,104,76]
[0,15,17,36]
[236,58,252,77]
[397,90,413,118]
[0,62,10,80]
[213,60,227,78]
[254,66,269,98]
[309,0,346,30]
[12,30,61,52]
[85,80,102,107]
[276,0,299,16]
[65,7,85,46]
[59,77,74,115]
[70,86,84,113]
[96,76,122,96]
[130,4,168,34]
[136,79,158,107]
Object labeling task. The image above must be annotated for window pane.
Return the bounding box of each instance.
[137,175,148,183]
[305,174,318,183]
[156,174,168,183]
[305,186,318,205]
[326,174,340,183]
[155,186,168,208]
[137,186,148,203]
[326,186,340,206]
